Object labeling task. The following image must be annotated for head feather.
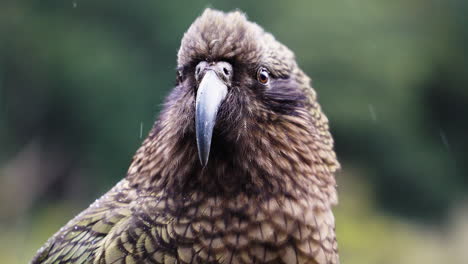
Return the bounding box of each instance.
[177,9,295,78]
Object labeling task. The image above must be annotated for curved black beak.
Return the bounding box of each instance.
[195,70,228,166]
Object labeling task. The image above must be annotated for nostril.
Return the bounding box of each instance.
[223,67,230,76]
[196,67,201,75]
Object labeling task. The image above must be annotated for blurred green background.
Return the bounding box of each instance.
[1,0,467,263]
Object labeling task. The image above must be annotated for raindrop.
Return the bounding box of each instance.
[439,129,450,151]
[140,122,144,139]
[72,1,77,8]
[368,104,377,122]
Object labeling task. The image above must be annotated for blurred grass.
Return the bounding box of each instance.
[335,173,468,264]
[0,203,77,264]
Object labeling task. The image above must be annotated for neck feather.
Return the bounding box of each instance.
[126,99,339,206]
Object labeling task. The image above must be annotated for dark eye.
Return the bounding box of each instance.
[257,68,270,84]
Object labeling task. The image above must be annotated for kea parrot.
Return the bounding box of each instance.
[32,8,341,264]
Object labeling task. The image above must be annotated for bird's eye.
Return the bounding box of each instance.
[257,68,270,85]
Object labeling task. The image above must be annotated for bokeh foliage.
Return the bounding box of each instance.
[0,0,467,263]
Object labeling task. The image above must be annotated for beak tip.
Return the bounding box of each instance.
[198,155,208,167]
[196,128,211,167]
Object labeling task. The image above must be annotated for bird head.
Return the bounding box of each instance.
[128,9,339,197]
[176,9,303,167]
